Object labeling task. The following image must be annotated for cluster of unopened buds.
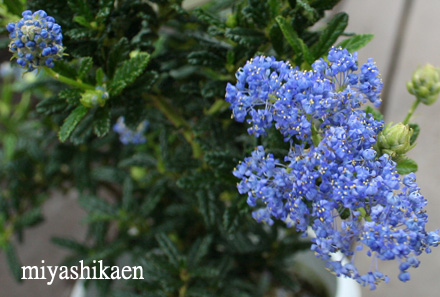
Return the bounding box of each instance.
[6,10,64,72]
[226,47,439,289]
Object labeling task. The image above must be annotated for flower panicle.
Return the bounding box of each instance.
[6,10,64,72]
[226,47,439,289]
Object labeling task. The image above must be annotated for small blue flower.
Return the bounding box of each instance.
[7,10,64,72]
[113,117,149,145]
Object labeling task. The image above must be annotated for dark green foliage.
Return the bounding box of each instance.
[59,105,89,142]
[396,158,418,174]
[409,123,420,145]
[0,0,369,296]
[311,12,348,58]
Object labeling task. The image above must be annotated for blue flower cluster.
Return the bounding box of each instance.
[113,117,149,145]
[227,47,439,289]
[7,10,64,72]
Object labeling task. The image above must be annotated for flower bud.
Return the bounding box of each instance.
[407,64,440,105]
[80,86,109,108]
[6,10,64,72]
[377,122,415,158]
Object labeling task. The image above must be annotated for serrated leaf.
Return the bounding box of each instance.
[396,158,418,175]
[269,23,284,56]
[312,12,348,59]
[110,52,150,96]
[196,191,217,228]
[58,105,89,142]
[93,106,110,137]
[51,237,88,253]
[297,0,318,22]
[140,194,161,216]
[3,134,17,162]
[122,177,134,210]
[68,0,93,21]
[193,8,225,29]
[4,243,22,282]
[155,234,180,268]
[223,208,239,234]
[188,235,212,268]
[78,57,93,80]
[79,195,118,216]
[225,28,267,47]
[65,28,94,39]
[14,208,43,229]
[409,123,420,145]
[119,153,157,168]
[96,67,105,86]
[187,51,224,68]
[107,38,130,78]
[275,16,314,65]
[70,114,94,145]
[311,0,341,11]
[58,88,82,105]
[97,0,114,23]
[91,167,124,183]
[337,34,374,53]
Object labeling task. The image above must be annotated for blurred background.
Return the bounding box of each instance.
[1,0,440,296]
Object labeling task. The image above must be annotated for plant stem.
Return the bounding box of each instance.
[403,99,421,124]
[146,94,203,159]
[44,68,95,91]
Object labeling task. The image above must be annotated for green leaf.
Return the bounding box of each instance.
[110,52,151,96]
[275,16,313,65]
[68,0,93,21]
[78,57,93,80]
[36,96,68,115]
[107,38,130,79]
[409,123,420,145]
[269,23,284,56]
[58,88,82,106]
[188,235,212,268]
[91,167,125,183]
[122,177,134,211]
[119,153,157,168]
[297,0,318,23]
[193,8,225,29]
[312,12,348,59]
[268,0,282,18]
[4,243,22,282]
[79,195,118,216]
[364,106,384,121]
[58,105,89,142]
[311,0,341,12]
[51,237,88,253]
[337,34,374,52]
[223,207,239,234]
[225,28,267,47]
[96,67,105,86]
[155,234,180,268]
[73,15,91,28]
[396,158,418,175]
[187,51,224,69]
[3,0,25,16]
[14,208,43,229]
[3,134,17,162]
[196,191,217,228]
[93,106,110,137]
